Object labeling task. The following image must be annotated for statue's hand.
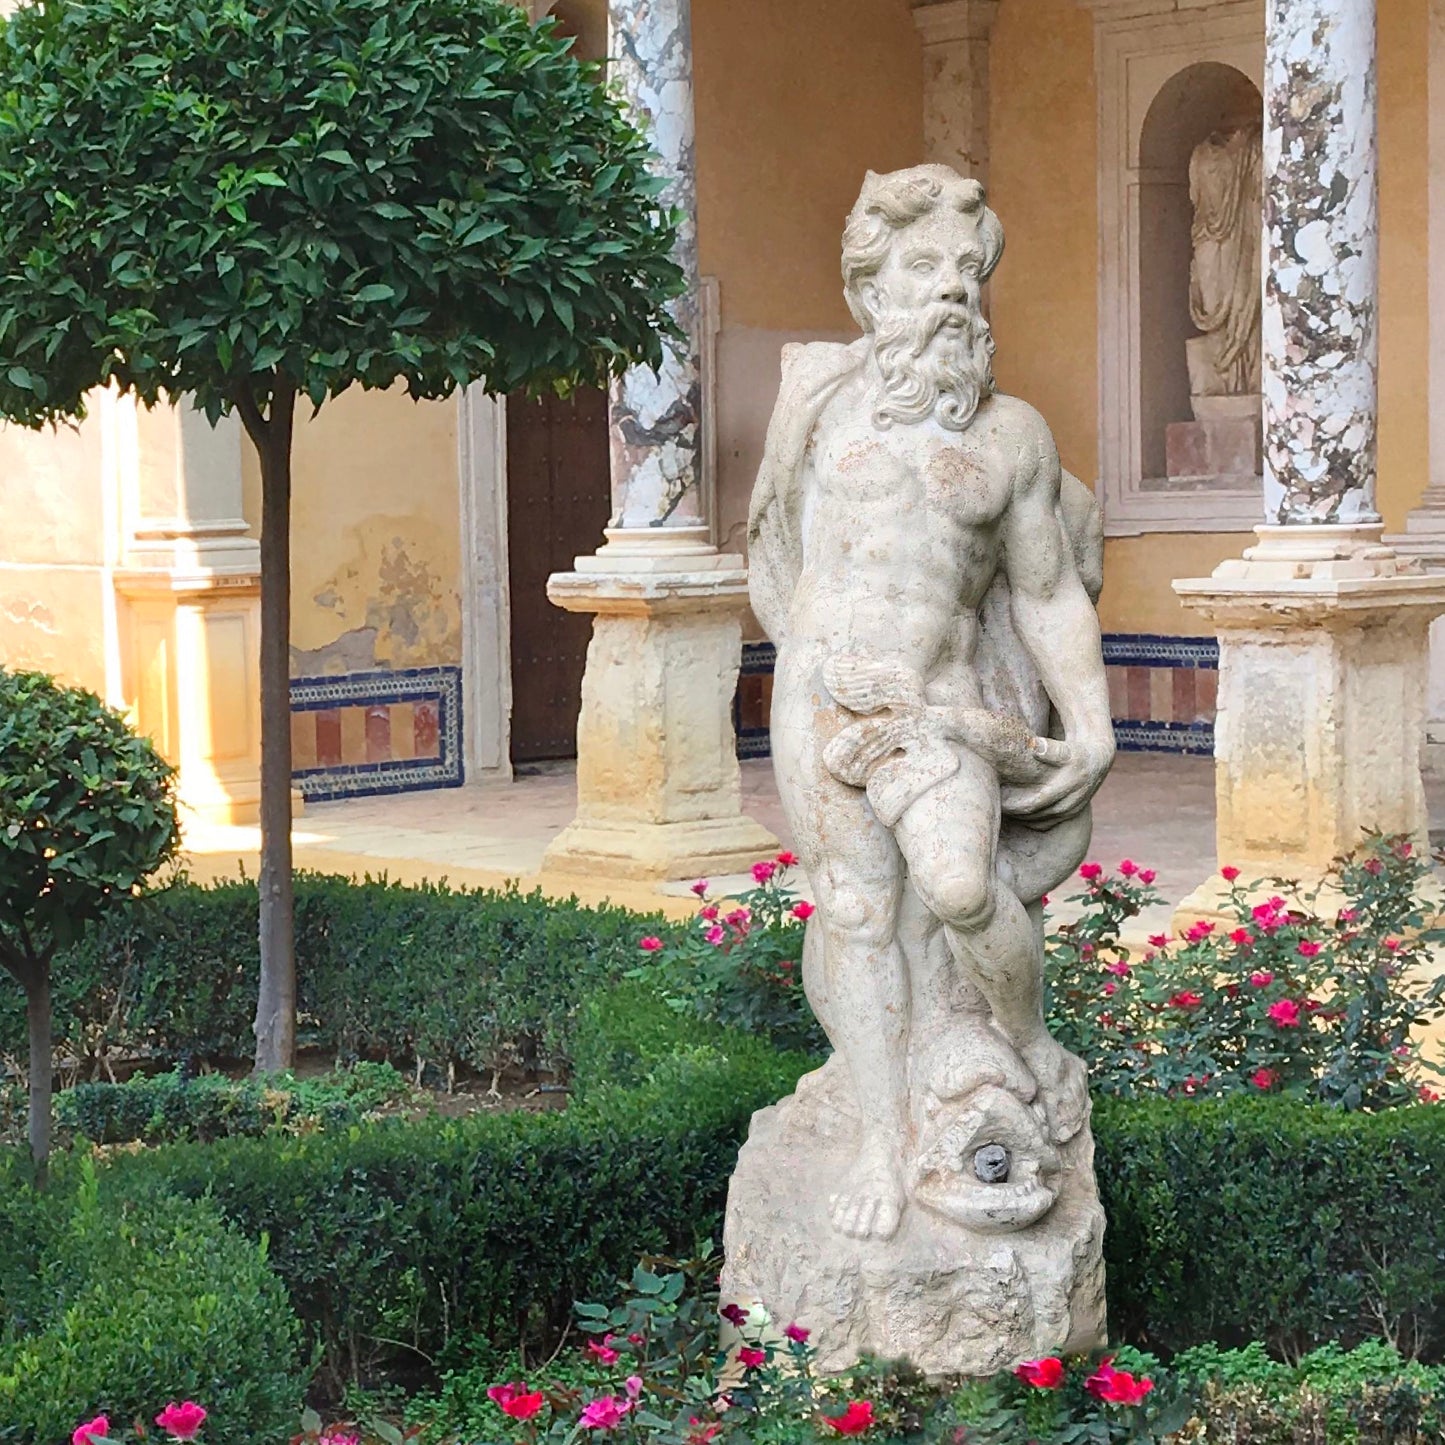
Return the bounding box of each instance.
[999,732,1114,823]
[823,653,925,716]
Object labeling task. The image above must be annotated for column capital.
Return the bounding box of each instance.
[911,0,1000,45]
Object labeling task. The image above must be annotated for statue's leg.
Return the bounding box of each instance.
[772,713,910,1241]
[894,751,1088,1144]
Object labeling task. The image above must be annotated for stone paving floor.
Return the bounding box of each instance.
[187,751,1222,928]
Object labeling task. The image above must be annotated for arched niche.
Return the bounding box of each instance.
[1089,1,1264,535]
[1137,61,1261,481]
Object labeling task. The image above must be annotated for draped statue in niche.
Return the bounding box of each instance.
[1186,123,1262,418]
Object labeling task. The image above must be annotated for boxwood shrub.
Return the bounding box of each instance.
[0,1179,303,1445]
[0,873,661,1078]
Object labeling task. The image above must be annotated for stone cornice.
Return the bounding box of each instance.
[911,0,1000,45]
[1074,0,1256,16]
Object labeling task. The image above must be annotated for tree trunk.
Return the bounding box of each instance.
[26,965,51,1182]
[251,382,298,1074]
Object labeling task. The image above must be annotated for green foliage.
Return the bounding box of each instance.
[0,1175,305,1445]
[21,993,810,1397]
[0,0,682,427]
[631,857,827,1055]
[1096,1095,1445,1359]
[53,1060,413,1146]
[0,668,179,966]
[1046,840,1445,1108]
[0,873,662,1076]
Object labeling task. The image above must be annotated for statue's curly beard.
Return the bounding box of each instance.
[871,299,996,432]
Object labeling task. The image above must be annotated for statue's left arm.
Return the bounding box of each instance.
[996,422,1116,824]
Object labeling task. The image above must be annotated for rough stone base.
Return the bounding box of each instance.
[722,1055,1106,1377]
[541,814,781,883]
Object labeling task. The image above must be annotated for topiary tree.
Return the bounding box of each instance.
[0,0,682,1071]
[0,669,181,1174]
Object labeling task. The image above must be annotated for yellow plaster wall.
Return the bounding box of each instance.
[0,413,112,691]
[693,0,923,334]
[988,0,1430,637]
[241,386,462,673]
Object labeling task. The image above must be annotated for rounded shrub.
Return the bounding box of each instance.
[0,1181,305,1445]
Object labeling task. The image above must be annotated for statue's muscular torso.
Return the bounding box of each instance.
[785,380,1055,714]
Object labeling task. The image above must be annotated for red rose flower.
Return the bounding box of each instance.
[824,1402,875,1436]
[1079,862,1103,881]
[1013,1357,1065,1389]
[1267,998,1302,1028]
[1220,865,1241,881]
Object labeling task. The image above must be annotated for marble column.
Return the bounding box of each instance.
[113,403,266,826]
[911,0,999,189]
[1261,0,1379,526]
[1173,0,1445,923]
[542,0,778,882]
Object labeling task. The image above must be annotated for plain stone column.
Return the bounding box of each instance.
[1261,0,1379,525]
[912,0,1000,190]
[607,0,704,533]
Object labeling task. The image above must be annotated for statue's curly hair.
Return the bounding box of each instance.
[841,166,1005,332]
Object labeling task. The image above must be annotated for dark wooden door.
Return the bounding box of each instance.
[506,387,611,763]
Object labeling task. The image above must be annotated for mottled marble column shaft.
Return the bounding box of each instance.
[912,1,999,189]
[1262,0,1379,525]
[608,0,703,531]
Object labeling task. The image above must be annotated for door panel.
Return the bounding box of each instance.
[506,388,611,763]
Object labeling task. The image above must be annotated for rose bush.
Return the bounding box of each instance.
[1046,836,1445,1108]
[632,856,825,1054]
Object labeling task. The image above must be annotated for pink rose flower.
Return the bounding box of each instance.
[155,1402,207,1441]
[1184,920,1214,943]
[1085,1360,1154,1406]
[1231,928,1254,946]
[1148,934,1169,949]
[580,1396,633,1431]
[1118,859,1138,876]
[1138,869,1157,885]
[720,1302,749,1327]
[638,936,663,953]
[625,1376,644,1399]
[1102,982,1117,997]
[1249,970,1274,988]
[73,1418,109,1445]
[1170,991,1203,1008]
[1220,865,1241,881]
[739,1346,767,1368]
[700,904,719,921]
[1014,1357,1065,1389]
[1267,998,1302,1028]
[1079,862,1103,881]
[1104,961,1131,977]
[706,925,726,946]
[751,860,777,884]
[1296,939,1322,958]
[489,1384,546,1420]
[587,1336,620,1365]
[691,879,710,896]
[792,900,816,920]
[785,1322,810,1343]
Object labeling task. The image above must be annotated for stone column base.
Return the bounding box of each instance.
[116,568,269,828]
[1172,524,1445,909]
[541,530,779,884]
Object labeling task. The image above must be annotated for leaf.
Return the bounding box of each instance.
[354,283,396,303]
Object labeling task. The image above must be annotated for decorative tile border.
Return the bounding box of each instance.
[732,635,1218,760]
[289,666,463,801]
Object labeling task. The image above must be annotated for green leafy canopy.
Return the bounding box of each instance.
[0,0,684,425]
[0,668,179,964]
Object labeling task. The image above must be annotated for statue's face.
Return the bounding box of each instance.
[859,208,988,334]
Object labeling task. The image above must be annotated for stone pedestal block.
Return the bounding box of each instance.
[542,530,778,881]
[723,1053,1106,1377]
[116,569,265,827]
[1165,417,1260,487]
[1173,525,1445,922]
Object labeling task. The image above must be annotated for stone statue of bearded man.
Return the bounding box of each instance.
[723,166,1113,1376]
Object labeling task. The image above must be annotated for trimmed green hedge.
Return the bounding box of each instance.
[0,1184,303,1445]
[0,874,659,1077]
[1098,1096,1445,1360]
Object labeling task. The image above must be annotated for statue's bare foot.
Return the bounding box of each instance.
[828,1139,906,1240]
[1020,1035,1090,1144]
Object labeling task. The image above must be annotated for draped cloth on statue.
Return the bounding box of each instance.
[1187,125,1263,398]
